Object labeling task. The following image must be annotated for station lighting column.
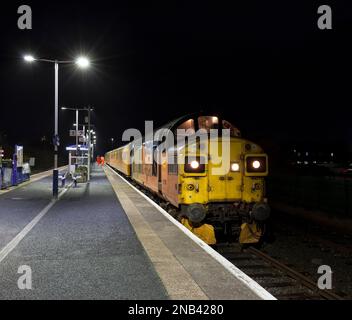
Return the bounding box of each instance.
[24,55,90,198]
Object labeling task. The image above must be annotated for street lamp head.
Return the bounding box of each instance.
[24,55,35,62]
[61,107,67,110]
[76,56,90,68]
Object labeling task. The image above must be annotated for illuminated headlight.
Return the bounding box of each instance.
[184,157,206,173]
[190,160,200,169]
[231,162,240,172]
[252,160,261,169]
[246,156,267,173]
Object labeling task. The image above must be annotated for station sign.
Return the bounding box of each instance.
[69,130,84,137]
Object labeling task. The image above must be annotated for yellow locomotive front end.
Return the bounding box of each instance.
[177,116,270,244]
[106,113,270,245]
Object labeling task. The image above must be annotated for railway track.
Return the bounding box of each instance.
[214,243,344,300]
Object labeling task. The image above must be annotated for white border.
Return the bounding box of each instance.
[106,165,277,300]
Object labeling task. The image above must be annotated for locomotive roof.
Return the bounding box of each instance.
[156,111,216,131]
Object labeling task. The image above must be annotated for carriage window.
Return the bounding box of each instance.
[152,146,158,176]
[198,116,219,132]
[222,120,241,137]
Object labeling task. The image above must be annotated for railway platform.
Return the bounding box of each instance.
[0,165,274,300]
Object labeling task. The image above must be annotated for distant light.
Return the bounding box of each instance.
[24,55,35,62]
[331,152,334,157]
[61,107,67,110]
[76,57,90,68]
[306,152,309,156]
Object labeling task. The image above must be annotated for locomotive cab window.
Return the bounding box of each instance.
[198,116,219,133]
[176,119,195,137]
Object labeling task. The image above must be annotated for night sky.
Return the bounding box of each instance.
[0,1,351,159]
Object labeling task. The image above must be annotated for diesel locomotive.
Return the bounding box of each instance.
[105,113,270,244]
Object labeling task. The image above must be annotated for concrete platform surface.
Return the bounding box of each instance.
[0,165,273,300]
[0,167,167,299]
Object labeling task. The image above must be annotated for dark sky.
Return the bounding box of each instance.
[0,0,351,156]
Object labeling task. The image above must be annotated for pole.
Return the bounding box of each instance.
[76,109,79,169]
[53,62,59,199]
[87,107,91,181]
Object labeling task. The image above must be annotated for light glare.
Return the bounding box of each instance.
[24,55,35,62]
[76,57,90,68]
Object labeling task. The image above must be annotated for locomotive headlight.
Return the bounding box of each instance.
[184,156,206,173]
[245,155,267,174]
[230,162,240,172]
[190,160,200,169]
[252,160,261,169]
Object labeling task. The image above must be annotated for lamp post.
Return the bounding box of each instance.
[24,55,90,198]
[111,137,114,149]
[61,106,93,182]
